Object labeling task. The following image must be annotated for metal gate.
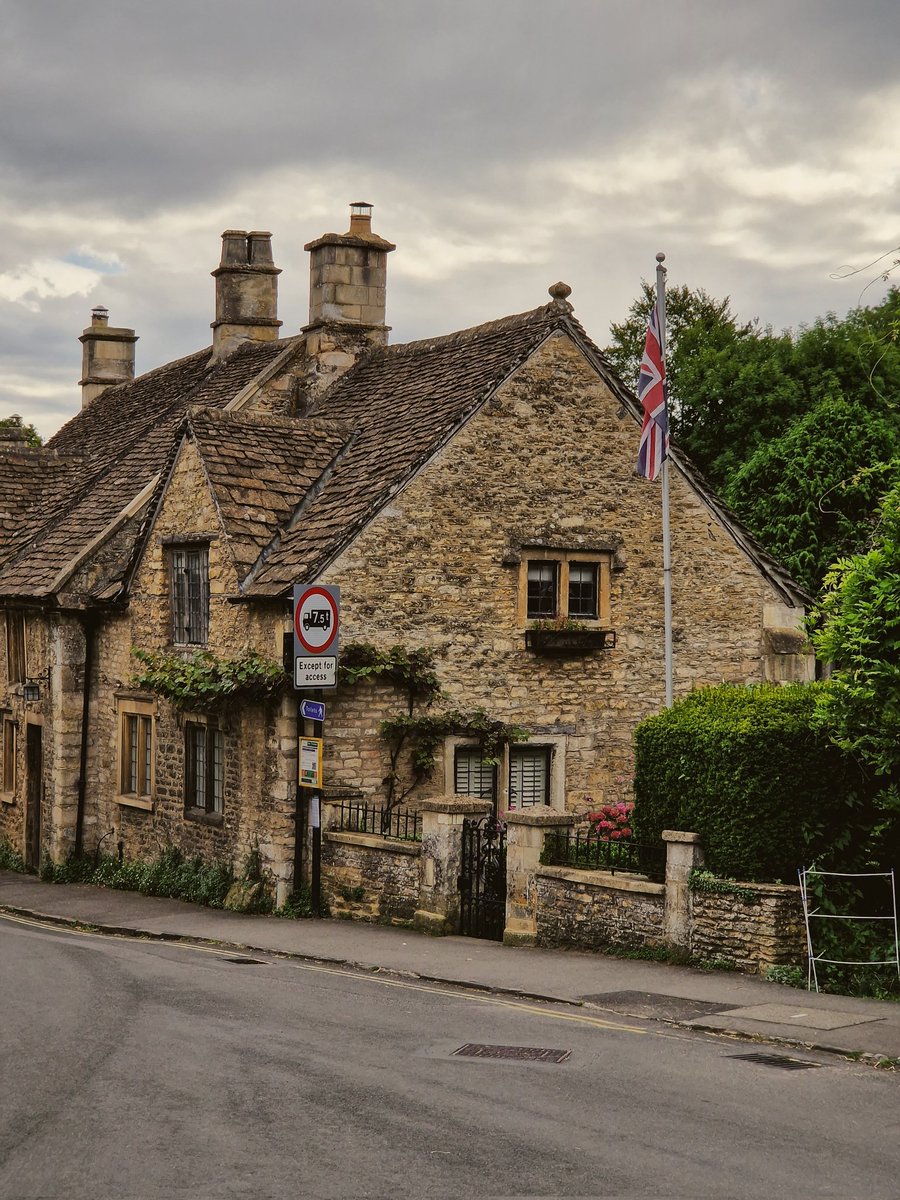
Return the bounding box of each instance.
[459,816,507,940]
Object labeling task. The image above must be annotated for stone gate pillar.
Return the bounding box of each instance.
[413,796,492,935]
[504,807,576,947]
[662,830,704,951]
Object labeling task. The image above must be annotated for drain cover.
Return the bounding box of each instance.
[224,957,268,965]
[452,1044,571,1064]
[728,1052,824,1071]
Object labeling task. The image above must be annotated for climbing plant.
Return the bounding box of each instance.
[131,647,285,711]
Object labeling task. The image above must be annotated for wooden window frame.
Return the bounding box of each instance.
[5,610,26,685]
[184,719,225,819]
[116,698,155,810]
[1,714,16,800]
[169,544,210,647]
[518,550,611,626]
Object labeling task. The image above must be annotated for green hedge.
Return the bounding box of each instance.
[632,683,876,882]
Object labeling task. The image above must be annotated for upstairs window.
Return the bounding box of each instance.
[520,551,610,625]
[526,562,559,619]
[170,545,209,646]
[567,563,599,620]
[5,611,26,683]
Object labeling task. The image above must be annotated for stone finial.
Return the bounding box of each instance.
[548,281,573,308]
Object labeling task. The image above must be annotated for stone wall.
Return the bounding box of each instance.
[535,866,666,951]
[321,831,420,924]
[689,882,806,973]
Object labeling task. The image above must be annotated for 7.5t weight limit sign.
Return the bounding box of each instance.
[292,584,340,690]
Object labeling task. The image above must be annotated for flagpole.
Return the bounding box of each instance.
[656,251,674,708]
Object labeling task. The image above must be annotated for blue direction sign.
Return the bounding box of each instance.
[299,699,326,722]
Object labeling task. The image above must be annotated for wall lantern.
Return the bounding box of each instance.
[22,682,41,702]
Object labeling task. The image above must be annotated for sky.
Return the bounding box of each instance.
[1,0,898,440]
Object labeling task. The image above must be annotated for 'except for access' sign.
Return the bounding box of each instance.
[294,657,336,689]
[293,583,340,690]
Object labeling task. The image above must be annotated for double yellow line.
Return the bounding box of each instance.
[1,908,677,1040]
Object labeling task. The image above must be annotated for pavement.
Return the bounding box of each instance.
[3,869,900,1064]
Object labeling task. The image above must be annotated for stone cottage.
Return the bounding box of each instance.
[0,203,811,901]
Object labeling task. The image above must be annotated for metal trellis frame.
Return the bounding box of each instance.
[798,867,900,993]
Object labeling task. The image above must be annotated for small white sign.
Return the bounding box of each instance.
[294,656,337,689]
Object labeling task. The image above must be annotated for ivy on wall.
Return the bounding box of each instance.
[340,642,529,807]
[131,648,285,711]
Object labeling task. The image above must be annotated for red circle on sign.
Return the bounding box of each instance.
[294,586,339,654]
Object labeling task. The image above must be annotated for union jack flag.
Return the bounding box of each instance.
[635,301,669,481]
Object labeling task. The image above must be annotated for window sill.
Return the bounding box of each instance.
[116,794,153,811]
[183,807,224,828]
[1,792,15,805]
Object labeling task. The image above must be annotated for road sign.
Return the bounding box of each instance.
[293,583,340,690]
[294,656,336,689]
[294,584,339,655]
[299,737,323,789]
[299,699,326,722]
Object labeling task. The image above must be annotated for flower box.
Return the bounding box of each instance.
[524,628,617,656]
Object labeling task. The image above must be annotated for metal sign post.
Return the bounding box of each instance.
[291,584,339,916]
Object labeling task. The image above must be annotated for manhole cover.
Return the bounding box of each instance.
[452,1044,571,1064]
[581,991,740,1023]
[728,1052,824,1071]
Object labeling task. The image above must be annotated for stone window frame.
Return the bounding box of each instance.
[168,542,211,647]
[5,610,26,684]
[517,550,612,626]
[445,734,567,814]
[1,711,16,801]
[115,695,156,811]
[183,716,225,826]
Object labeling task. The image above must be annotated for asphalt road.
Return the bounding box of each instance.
[1,912,897,1200]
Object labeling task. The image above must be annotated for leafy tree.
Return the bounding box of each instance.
[812,482,900,791]
[0,412,42,447]
[603,282,804,487]
[724,399,900,593]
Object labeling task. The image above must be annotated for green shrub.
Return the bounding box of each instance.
[633,683,877,882]
[0,839,26,873]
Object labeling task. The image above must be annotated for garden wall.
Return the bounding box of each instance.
[535,866,665,951]
[321,831,420,924]
[689,881,805,973]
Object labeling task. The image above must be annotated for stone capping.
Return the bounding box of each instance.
[324,830,421,856]
[693,879,802,898]
[417,795,493,814]
[537,864,665,896]
[505,807,576,827]
[662,830,702,844]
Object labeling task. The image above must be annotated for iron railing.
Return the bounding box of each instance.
[334,800,422,843]
[541,828,666,883]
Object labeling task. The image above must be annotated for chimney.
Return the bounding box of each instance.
[210,230,282,363]
[79,307,138,408]
[304,202,395,344]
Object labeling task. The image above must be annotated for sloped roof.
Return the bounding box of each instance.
[245,305,565,595]
[0,339,287,598]
[189,409,352,578]
[0,297,810,610]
